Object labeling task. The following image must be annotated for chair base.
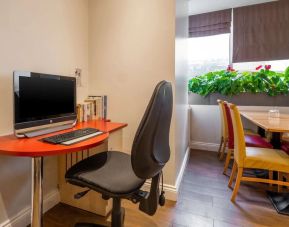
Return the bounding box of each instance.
[74,207,125,227]
[267,191,289,216]
[75,197,125,227]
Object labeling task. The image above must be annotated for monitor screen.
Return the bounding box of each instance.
[14,71,76,129]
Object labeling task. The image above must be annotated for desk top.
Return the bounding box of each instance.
[240,111,289,133]
[0,120,127,157]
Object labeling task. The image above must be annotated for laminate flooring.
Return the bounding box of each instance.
[44,150,289,227]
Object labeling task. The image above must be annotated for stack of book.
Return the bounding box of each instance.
[77,95,107,122]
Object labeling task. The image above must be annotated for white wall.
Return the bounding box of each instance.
[175,0,190,177]
[0,0,89,224]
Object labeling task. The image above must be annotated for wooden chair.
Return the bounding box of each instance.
[228,104,289,202]
[217,100,259,160]
[222,101,273,175]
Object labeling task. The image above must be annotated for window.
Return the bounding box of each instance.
[188,33,289,75]
[188,33,230,76]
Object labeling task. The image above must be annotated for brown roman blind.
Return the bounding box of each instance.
[189,9,232,38]
[233,0,289,63]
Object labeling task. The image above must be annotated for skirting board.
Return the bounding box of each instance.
[0,189,60,227]
[142,146,190,202]
[175,146,190,192]
[190,140,219,152]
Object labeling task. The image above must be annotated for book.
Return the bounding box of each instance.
[76,104,82,122]
[76,95,108,123]
[87,95,107,120]
[102,96,107,120]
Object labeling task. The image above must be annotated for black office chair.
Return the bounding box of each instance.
[65,80,173,227]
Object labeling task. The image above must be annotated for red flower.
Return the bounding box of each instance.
[227,65,235,72]
[265,65,271,70]
[256,65,262,70]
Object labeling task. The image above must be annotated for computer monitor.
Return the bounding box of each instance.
[13,71,77,137]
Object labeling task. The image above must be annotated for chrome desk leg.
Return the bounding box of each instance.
[31,157,43,227]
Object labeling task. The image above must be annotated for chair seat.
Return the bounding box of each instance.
[282,141,289,154]
[245,134,273,148]
[244,147,289,172]
[227,135,272,150]
[65,151,146,197]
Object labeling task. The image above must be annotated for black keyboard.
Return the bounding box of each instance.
[42,128,102,145]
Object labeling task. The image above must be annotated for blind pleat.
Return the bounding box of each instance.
[233,0,289,63]
[189,9,232,38]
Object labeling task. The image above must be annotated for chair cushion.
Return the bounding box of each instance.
[282,141,289,154]
[65,151,146,196]
[223,101,270,150]
[244,147,289,172]
[245,135,273,149]
[228,134,273,149]
[223,102,234,149]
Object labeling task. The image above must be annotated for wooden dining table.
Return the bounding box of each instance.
[240,110,289,215]
[240,111,289,149]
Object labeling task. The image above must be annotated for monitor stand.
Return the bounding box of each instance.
[18,123,75,138]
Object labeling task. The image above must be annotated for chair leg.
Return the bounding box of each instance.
[286,173,289,189]
[112,198,125,227]
[228,161,237,188]
[269,170,273,187]
[223,149,233,175]
[219,138,227,161]
[231,167,243,202]
[278,172,282,193]
[217,136,224,158]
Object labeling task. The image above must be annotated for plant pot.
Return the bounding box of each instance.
[188,93,210,105]
[189,92,289,106]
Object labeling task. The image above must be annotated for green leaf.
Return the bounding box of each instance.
[188,69,289,97]
[285,66,289,78]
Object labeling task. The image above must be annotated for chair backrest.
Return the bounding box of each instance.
[217,100,228,139]
[229,104,246,166]
[131,81,173,179]
[223,102,234,149]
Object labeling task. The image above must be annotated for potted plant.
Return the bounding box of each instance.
[188,65,289,106]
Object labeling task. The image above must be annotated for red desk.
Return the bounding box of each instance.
[0,120,127,227]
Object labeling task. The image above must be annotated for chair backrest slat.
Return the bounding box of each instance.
[223,102,234,149]
[229,104,246,166]
[217,100,228,139]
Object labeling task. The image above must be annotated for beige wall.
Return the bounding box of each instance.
[0,0,190,223]
[88,0,177,185]
[0,0,89,224]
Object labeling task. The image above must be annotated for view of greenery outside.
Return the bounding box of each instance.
[188,34,289,97]
[188,34,230,76]
[188,67,289,97]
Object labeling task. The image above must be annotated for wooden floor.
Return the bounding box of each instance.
[44,150,289,227]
